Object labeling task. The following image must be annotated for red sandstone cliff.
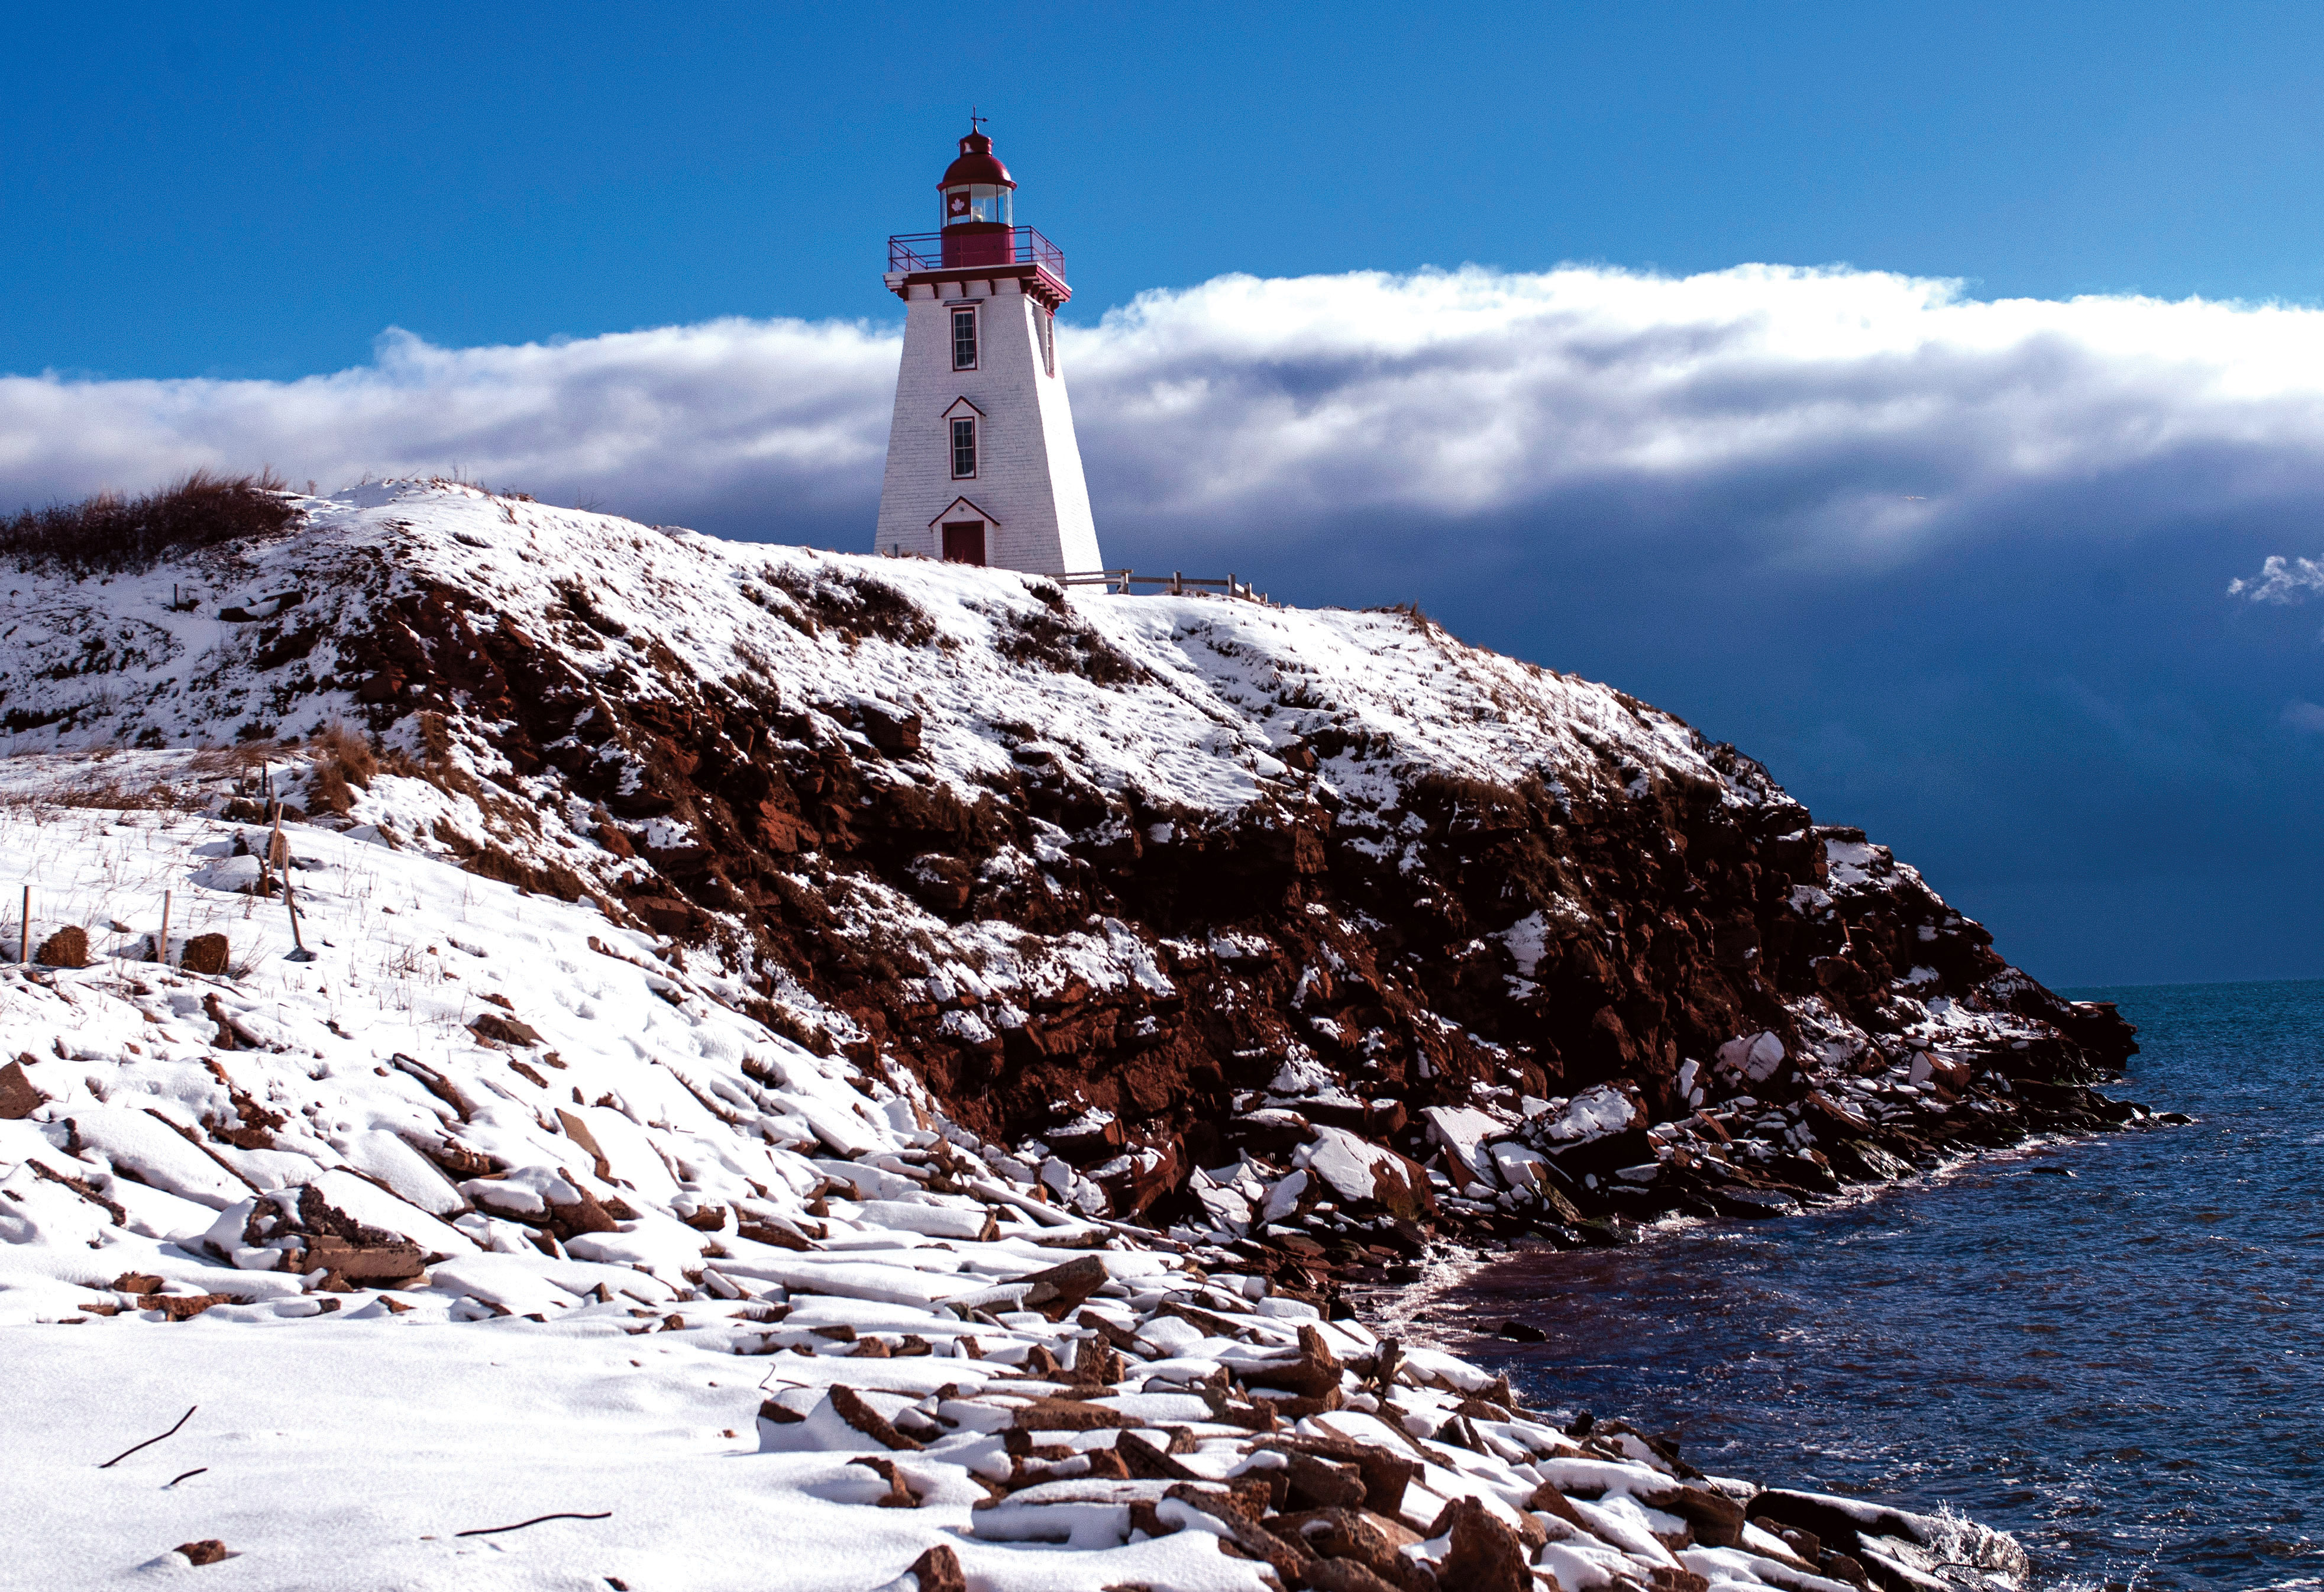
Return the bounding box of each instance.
[0,479,2139,1284]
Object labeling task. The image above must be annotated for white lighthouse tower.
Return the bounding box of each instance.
[874,123,1103,574]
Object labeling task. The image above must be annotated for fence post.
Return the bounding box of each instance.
[156,889,172,965]
[18,886,27,964]
[273,823,315,962]
[283,875,315,963]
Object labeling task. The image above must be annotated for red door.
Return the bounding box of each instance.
[942,521,985,564]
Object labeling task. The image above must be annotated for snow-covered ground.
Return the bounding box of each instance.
[0,773,2025,1588]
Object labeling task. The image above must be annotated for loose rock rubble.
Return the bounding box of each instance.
[738,1232,2029,1591]
[0,787,2032,1587]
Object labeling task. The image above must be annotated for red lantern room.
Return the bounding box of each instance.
[939,125,1016,267]
[884,120,1068,309]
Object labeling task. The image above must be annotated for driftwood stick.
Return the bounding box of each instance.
[454,1511,612,1538]
[98,1404,196,1468]
[166,1467,209,1487]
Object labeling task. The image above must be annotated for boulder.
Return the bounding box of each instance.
[179,934,231,976]
[1005,1254,1110,1322]
[903,1545,962,1592]
[1433,1496,1530,1592]
[0,1059,44,1120]
[1303,1560,1402,1592]
[1281,1451,1368,1510]
[858,700,923,754]
[468,1012,544,1048]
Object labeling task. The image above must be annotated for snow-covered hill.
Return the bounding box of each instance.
[0,758,2025,1591]
[0,478,2138,1256]
[0,479,2125,1587]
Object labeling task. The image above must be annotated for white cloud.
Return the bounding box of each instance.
[0,318,898,537]
[2283,700,2324,733]
[2229,554,2324,602]
[13,263,2324,561]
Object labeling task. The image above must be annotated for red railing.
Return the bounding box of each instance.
[887,227,1066,280]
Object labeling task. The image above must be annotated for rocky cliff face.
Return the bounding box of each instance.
[0,480,2139,1289]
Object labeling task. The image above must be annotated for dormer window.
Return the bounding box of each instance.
[951,416,977,479]
[952,308,978,370]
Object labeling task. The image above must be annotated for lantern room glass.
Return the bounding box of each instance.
[942,183,1013,227]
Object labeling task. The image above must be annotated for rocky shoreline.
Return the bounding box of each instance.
[0,478,2144,1585]
[0,480,2143,1295]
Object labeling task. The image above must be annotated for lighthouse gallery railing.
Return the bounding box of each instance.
[887,228,1066,278]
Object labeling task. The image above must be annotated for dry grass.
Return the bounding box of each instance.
[187,745,278,777]
[309,760,354,816]
[2,470,300,574]
[308,721,376,815]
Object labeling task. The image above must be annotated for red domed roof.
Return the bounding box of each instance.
[939,129,1014,190]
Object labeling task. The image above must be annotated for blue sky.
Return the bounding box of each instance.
[10,1,2324,377]
[7,3,2324,989]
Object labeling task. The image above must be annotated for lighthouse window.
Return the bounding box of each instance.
[951,416,977,479]
[951,308,978,370]
[1037,307,1055,376]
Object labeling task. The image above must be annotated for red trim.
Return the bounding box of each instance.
[887,263,1071,311]
[928,494,998,530]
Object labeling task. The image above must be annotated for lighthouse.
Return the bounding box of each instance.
[874,124,1104,574]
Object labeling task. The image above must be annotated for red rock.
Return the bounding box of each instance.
[626,896,697,937]
[1433,1497,1529,1592]
[301,1233,426,1283]
[904,1545,964,1592]
[845,1455,921,1507]
[1302,1559,1404,1592]
[1007,1254,1110,1322]
[468,1012,542,1047]
[0,1060,43,1120]
[1281,1451,1368,1510]
[1638,1482,1746,1547]
[1263,1436,1415,1517]
[174,1540,228,1566]
[179,934,231,975]
[828,1384,923,1451]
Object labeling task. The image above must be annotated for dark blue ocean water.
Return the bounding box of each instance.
[1434,980,2324,1590]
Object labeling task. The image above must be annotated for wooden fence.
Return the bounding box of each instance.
[1046,570,1272,605]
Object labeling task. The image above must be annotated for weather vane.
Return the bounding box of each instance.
[969,105,987,134]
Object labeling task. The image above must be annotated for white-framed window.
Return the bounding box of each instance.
[951,308,978,371]
[951,416,977,479]
[1036,306,1055,376]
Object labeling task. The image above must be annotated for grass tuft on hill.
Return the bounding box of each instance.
[2,469,300,573]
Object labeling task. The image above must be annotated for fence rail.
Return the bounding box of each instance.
[1045,570,1271,605]
[887,228,1067,278]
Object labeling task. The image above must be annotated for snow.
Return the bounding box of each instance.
[0,484,2041,1590]
[0,480,1774,932]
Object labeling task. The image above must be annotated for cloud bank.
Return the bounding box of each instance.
[12,262,2324,983]
[9,263,2324,564]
